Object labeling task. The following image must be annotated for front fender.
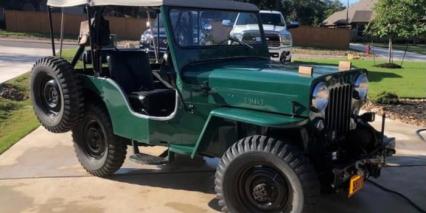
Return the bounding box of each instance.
[191,107,308,158]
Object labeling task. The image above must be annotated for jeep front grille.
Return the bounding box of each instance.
[325,84,353,138]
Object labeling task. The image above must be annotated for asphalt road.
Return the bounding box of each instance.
[0,117,425,213]
[0,38,75,84]
[350,43,426,62]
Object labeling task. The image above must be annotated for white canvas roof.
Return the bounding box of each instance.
[47,0,259,11]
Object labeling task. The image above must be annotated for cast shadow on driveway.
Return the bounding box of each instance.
[108,154,426,213]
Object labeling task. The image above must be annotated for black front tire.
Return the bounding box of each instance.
[215,135,319,213]
[72,104,127,177]
[30,57,84,133]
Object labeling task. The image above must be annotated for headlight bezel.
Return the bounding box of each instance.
[279,33,292,46]
[354,73,369,101]
[311,82,330,113]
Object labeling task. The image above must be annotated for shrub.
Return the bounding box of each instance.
[373,91,399,104]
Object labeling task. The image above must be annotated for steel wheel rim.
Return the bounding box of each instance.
[238,164,290,211]
[83,120,107,159]
[38,76,62,115]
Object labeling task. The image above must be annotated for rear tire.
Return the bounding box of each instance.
[30,57,84,133]
[215,135,319,213]
[72,104,127,177]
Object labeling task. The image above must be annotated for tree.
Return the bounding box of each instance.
[236,0,345,26]
[323,0,345,18]
[367,0,426,64]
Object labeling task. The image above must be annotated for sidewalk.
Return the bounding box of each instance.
[350,43,426,61]
[0,38,74,84]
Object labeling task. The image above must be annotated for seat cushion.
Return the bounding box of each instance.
[107,50,154,94]
[129,89,176,116]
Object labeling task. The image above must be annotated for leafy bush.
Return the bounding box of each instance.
[373,91,400,104]
[0,99,20,121]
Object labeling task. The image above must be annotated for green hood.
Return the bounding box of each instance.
[182,59,357,117]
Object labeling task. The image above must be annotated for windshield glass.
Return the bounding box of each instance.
[260,13,285,26]
[170,9,263,47]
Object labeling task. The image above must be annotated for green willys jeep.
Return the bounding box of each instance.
[31,0,395,212]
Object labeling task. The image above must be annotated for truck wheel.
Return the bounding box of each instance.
[215,135,319,213]
[30,57,83,133]
[280,54,290,64]
[72,104,127,177]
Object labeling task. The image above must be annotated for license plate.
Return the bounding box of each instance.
[348,175,365,197]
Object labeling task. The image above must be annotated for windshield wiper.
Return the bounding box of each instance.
[229,36,254,49]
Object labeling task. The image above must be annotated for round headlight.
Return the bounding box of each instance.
[312,82,330,112]
[354,73,369,100]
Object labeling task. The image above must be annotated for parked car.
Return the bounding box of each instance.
[231,10,296,63]
[260,10,296,63]
[141,10,297,64]
[32,0,395,212]
[140,16,168,63]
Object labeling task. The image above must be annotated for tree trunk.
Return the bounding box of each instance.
[388,38,393,63]
[275,0,281,9]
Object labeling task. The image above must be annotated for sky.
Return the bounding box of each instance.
[339,0,360,6]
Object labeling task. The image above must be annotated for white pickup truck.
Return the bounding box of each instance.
[231,10,296,63]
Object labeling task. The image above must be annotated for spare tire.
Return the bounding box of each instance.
[30,57,84,133]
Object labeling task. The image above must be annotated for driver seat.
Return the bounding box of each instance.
[107,50,175,116]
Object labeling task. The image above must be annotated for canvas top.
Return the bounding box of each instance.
[47,0,259,11]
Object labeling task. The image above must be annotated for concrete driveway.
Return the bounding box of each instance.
[0,118,425,213]
[350,43,426,62]
[0,38,74,84]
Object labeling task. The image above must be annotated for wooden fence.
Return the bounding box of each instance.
[5,10,147,40]
[5,10,351,49]
[290,26,351,50]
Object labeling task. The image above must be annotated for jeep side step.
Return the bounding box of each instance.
[130,141,173,165]
[130,153,170,165]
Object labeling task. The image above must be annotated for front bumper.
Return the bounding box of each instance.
[332,130,396,191]
[269,45,292,62]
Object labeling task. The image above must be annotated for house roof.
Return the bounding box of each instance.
[323,0,377,25]
[47,0,259,11]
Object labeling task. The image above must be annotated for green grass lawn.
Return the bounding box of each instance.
[372,43,426,55]
[0,74,39,154]
[0,30,51,39]
[0,30,77,41]
[294,58,426,99]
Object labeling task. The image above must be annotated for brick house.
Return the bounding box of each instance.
[323,0,377,40]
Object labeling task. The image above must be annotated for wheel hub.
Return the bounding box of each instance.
[41,79,61,113]
[84,121,106,158]
[252,183,271,202]
[240,166,290,211]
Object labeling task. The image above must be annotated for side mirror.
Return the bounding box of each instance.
[222,20,232,26]
[286,22,300,30]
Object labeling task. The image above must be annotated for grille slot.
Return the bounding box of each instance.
[265,34,280,47]
[325,84,353,138]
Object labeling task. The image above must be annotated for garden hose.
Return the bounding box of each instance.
[368,179,426,213]
[416,129,426,142]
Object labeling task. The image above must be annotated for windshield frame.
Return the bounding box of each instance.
[167,7,267,50]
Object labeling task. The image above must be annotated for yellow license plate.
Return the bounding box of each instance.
[348,175,365,197]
